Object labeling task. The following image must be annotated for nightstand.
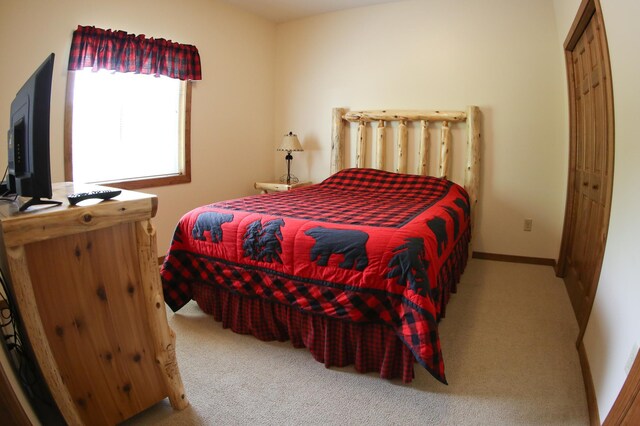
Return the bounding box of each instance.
[254,181,311,194]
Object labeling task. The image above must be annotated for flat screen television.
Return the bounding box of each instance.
[7,53,61,211]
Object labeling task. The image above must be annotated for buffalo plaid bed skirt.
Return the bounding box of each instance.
[193,282,417,381]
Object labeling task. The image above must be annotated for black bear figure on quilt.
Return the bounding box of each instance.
[192,211,234,243]
[304,226,369,271]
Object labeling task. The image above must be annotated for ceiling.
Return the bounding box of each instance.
[220,0,407,23]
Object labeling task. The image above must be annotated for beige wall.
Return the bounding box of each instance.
[553,0,640,420]
[0,0,276,249]
[274,0,568,259]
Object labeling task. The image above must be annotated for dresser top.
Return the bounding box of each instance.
[0,182,157,247]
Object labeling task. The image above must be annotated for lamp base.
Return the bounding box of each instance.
[279,174,299,184]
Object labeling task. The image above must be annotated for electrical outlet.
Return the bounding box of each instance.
[523,218,533,232]
[625,342,639,375]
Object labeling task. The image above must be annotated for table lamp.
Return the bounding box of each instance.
[278,131,303,184]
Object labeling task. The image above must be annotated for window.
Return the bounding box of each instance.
[66,69,191,189]
[64,24,201,190]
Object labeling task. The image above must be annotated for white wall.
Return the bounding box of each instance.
[553,0,640,420]
[274,0,568,259]
[0,0,276,249]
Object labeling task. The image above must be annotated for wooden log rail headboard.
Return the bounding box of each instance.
[330,106,481,238]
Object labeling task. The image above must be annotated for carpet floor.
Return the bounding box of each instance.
[122,259,589,425]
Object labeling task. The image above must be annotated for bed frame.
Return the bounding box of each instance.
[330,106,481,243]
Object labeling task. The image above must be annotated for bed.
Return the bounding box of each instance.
[161,106,481,384]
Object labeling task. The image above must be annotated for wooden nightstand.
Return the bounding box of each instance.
[254,181,311,194]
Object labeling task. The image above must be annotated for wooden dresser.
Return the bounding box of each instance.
[0,183,188,425]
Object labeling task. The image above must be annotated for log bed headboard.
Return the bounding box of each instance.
[330,106,481,240]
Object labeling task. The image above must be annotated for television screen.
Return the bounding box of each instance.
[8,53,61,211]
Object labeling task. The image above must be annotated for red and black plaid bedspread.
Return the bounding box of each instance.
[161,168,470,383]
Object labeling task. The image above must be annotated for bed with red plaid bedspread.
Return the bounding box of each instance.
[161,168,470,384]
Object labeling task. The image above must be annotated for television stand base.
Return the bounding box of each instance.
[19,197,63,212]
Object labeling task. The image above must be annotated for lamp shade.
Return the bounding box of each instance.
[278,131,303,152]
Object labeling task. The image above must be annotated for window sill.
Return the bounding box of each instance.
[97,174,191,191]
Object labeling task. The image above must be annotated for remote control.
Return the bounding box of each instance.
[67,189,122,206]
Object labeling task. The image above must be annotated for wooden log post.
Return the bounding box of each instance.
[464,105,481,243]
[418,120,430,175]
[396,120,408,174]
[438,121,451,179]
[356,121,366,168]
[376,120,386,170]
[4,245,83,425]
[135,220,189,410]
[330,108,346,174]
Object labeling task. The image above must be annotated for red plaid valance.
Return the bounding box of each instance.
[68,25,202,80]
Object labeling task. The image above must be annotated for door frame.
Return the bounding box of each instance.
[605,351,640,425]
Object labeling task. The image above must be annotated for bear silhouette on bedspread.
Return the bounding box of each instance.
[304,226,369,271]
[192,211,234,243]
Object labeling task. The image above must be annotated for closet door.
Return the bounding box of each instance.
[557,6,613,337]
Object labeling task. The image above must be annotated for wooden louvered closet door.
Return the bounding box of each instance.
[557,6,613,338]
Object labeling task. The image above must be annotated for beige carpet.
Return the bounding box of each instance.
[122,259,589,425]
